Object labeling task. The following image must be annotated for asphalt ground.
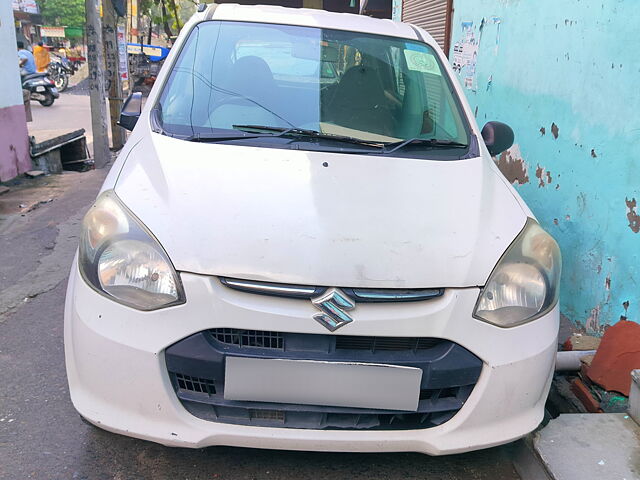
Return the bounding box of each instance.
[0,91,522,480]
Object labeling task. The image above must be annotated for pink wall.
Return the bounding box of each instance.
[0,104,31,182]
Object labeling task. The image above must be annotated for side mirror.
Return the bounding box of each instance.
[118,92,143,131]
[481,121,514,156]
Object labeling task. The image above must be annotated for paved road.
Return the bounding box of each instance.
[0,93,522,480]
[29,83,113,149]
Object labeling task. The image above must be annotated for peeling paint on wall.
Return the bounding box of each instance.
[494,144,529,185]
[626,198,640,233]
[585,305,602,333]
[535,165,545,187]
[551,123,559,139]
[534,165,552,188]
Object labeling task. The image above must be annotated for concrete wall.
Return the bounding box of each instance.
[0,1,31,181]
[449,0,639,332]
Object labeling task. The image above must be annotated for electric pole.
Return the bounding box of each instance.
[85,0,111,168]
[102,0,125,150]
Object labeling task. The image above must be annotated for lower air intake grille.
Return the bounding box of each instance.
[175,373,216,395]
[210,328,283,349]
[209,329,443,352]
[250,409,285,422]
[335,336,442,352]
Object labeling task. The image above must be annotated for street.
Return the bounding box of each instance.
[0,92,523,480]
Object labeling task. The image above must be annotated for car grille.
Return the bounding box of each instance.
[166,331,482,431]
[175,373,216,396]
[210,328,284,350]
[209,328,443,353]
[335,335,442,352]
[219,277,444,303]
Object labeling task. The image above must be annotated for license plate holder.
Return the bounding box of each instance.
[224,357,422,411]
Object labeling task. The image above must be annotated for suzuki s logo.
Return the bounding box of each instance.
[311,288,355,332]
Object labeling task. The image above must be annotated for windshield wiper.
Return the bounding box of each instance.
[233,124,385,149]
[183,125,325,144]
[178,125,314,143]
[382,138,469,155]
[183,131,269,142]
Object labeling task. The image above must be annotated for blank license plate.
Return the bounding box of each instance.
[36,86,45,92]
[224,357,422,411]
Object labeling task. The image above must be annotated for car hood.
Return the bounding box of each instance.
[114,133,527,288]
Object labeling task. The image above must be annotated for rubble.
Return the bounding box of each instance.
[550,327,636,415]
[587,320,640,396]
[570,378,602,413]
[562,333,601,351]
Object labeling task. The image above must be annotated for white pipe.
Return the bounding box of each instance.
[555,350,597,371]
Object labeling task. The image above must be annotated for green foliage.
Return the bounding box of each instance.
[135,0,195,42]
[39,0,86,28]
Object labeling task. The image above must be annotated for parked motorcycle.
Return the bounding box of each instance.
[22,73,59,107]
[127,42,170,86]
[47,54,74,92]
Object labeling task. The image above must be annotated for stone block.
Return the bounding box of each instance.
[34,149,63,175]
[534,414,640,480]
[631,370,640,425]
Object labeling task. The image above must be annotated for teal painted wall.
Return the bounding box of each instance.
[449,0,640,332]
[392,0,402,21]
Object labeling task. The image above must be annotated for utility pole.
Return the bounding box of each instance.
[102,0,125,150]
[85,0,111,168]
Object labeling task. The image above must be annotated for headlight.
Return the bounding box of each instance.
[78,190,185,310]
[473,218,561,327]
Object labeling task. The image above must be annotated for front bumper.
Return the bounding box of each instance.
[64,257,558,455]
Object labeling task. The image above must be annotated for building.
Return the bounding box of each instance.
[395,0,639,330]
[12,0,42,46]
[214,0,392,19]
[1,1,31,182]
[394,0,452,52]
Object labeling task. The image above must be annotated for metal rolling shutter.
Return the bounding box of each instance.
[402,0,450,51]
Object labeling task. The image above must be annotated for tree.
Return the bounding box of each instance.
[139,0,196,44]
[39,0,86,28]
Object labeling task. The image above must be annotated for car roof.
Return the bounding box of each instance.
[201,3,434,43]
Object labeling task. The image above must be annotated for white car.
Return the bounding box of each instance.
[65,4,561,455]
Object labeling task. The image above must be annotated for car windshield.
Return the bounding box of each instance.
[157,21,470,154]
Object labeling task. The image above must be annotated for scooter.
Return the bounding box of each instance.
[22,73,59,107]
[48,53,75,92]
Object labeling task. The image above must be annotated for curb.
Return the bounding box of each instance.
[507,437,553,480]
